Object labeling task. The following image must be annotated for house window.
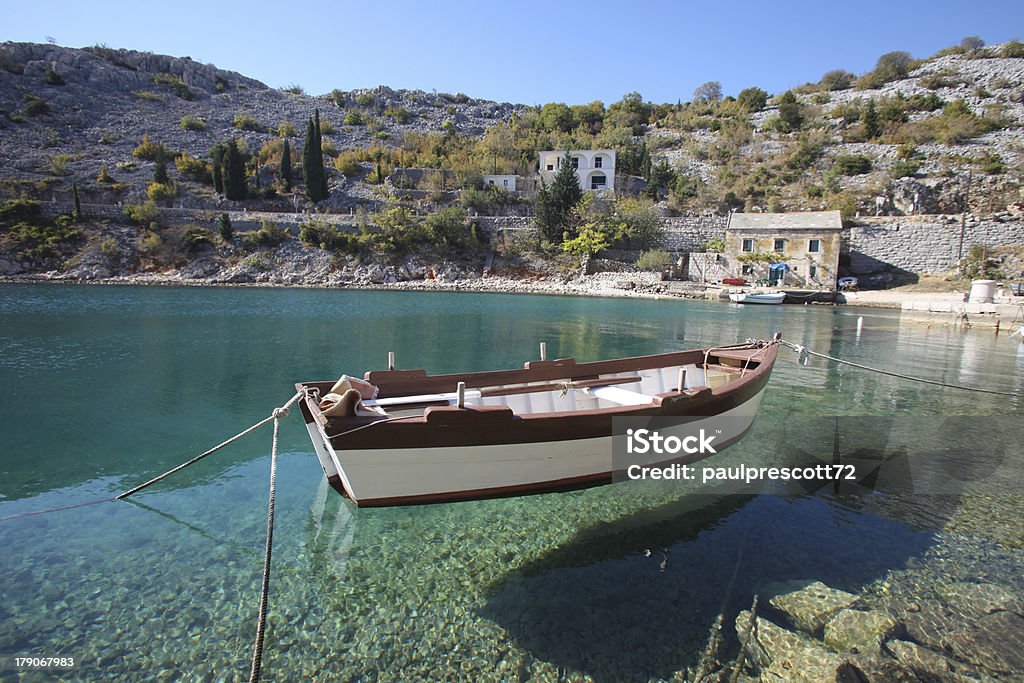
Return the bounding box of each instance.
[571,157,579,169]
[741,264,753,275]
[809,265,818,278]
[503,179,508,187]
[546,164,554,171]
[590,174,606,189]
[594,157,603,168]
[773,238,785,252]
[808,239,821,253]
[741,239,754,253]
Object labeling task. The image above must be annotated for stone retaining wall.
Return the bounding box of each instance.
[38,202,1024,277]
[847,215,1024,275]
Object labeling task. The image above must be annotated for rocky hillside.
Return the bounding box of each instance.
[0,40,1022,284]
[0,42,523,211]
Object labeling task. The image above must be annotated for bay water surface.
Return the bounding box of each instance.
[1,284,1022,681]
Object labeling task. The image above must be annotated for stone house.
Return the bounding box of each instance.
[723,211,843,288]
[538,150,616,192]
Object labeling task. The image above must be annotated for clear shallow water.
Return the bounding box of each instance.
[0,284,1022,682]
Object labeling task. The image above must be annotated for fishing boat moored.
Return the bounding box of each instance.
[729,292,787,305]
[297,337,780,507]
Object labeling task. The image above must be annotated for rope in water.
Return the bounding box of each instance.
[0,390,306,524]
[248,402,292,683]
[773,338,1022,398]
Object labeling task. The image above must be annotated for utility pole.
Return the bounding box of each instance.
[958,170,972,260]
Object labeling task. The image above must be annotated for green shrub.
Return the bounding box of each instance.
[806,185,824,198]
[153,72,196,100]
[147,182,177,202]
[975,151,1004,174]
[49,154,72,176]
[277,120,298,137]
[384,106,412,123]
[960,244,1003,280]
[334,154,362,177]
[179,114,206,131]
[232,113,262,131]
[736,87,768,112]
[23,94,50,117]
[96,165,114,183]
[820,69,855,91]
[133,135,172,161]
[890,160,920,178]
[283,84,304,95]
[298,220,358,253]
[181,226,213,251]
[319,120,335,135]
[0,214,81,261]
[174,153,211,182]
[43,69,65,85]
[856,51,916,90]
[244,220,289,249]
[424,207,474,248]
[344,111,365,126]
[132,90,162,101]
[833,154,872,175]
[124,200,159,224]
[354,92,375,107]
[1001,41,1024,58]
[636,249,672,271]
[0,199,43,223]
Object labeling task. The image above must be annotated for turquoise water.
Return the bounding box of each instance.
[0,284,1022,682]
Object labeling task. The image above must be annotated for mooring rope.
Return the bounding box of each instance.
[0,389,304,522]
[248,403,290,683]
[775,338,1022,398]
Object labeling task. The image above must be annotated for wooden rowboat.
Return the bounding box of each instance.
[297,337,780,507]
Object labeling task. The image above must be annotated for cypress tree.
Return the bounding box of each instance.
[71,180,81,221]
[315,109,328,198]
[280,139,292,191]
[222,138,247,201]
[210,143,226,194]
[153,155,169,185]
[303,114,326,202]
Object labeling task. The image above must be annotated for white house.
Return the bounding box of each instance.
[482,174,517,191]
[538,150,616,192]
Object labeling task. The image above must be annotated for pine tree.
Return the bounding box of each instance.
[302,116,326,202]
[222,138,247,201]
[71,180,81,221]
[861,100,881,140]
[280,139,292,191]
[535,153,584,243]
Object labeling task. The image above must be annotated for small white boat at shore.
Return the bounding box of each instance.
[729,292,786,305]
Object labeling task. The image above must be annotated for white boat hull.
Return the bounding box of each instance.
[310,388,765,506]
[729,292,786,305]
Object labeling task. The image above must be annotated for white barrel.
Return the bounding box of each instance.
[969,280,996,303]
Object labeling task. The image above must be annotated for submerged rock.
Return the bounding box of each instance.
[823,608,897,656]
[936,581,1024,619]
[764,580,860,636]
[735,609,846,683]
[885,639,978,682]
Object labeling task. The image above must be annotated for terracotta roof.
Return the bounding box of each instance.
[727,210,843,231]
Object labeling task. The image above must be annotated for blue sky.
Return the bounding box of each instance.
[6,0,1023,105]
